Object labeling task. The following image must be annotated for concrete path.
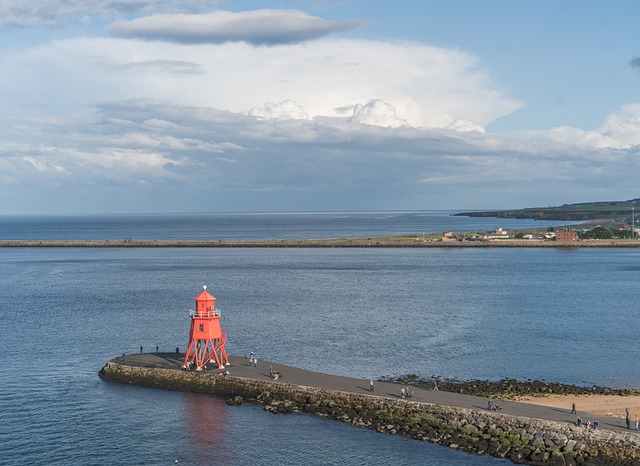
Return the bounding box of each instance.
[116,352,635,434]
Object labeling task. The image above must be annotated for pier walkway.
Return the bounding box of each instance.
[116,353,632,434]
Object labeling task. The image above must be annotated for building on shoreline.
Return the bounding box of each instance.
[555,227,578,243]
[485,227,511,239]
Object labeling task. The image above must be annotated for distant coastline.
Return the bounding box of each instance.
[455,198,640,221]
[1,238,640,247]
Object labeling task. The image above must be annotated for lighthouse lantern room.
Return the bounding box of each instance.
[182,286,229,370]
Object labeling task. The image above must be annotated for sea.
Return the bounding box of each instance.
[1,211,636,466]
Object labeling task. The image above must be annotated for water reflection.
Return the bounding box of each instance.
[183,392,230,456]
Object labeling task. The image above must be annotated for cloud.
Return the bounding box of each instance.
[84,56,205,76]
[248,100,309,120]
[5,6,640,213]
[247,98,414,129]
[106,9,367,45]
[530,104,640,150]
[2,98,640,214]
[446,119,485,134]
[0,35,520,129]
[0,0,216,27]
[598,103,640,147]
[630,57,640,70]
[349,100,408,128]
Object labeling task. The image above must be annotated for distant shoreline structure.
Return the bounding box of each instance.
[1,238,639,247]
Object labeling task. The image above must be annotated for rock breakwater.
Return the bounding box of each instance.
[385,376,640,399]
[99,361,640,465]
[3,238,640,248]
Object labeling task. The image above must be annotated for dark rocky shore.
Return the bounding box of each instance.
[384,375,640,399]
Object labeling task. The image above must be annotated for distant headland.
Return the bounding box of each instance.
[454,198,640,221]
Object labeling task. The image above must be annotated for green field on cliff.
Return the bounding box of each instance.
[455,198,640,221]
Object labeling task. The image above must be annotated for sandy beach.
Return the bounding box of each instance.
[518,394,640,420]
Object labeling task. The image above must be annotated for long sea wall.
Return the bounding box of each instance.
[4,239,640,247]
[99,361,640,466]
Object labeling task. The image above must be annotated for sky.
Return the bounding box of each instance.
[2,0,640,214]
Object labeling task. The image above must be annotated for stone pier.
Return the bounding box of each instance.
[99,354,640,465]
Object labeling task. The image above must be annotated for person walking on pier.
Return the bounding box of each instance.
[625,408,630,429]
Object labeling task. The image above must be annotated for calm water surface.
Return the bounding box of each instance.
[0,211,570,240]
[0,214,634,465]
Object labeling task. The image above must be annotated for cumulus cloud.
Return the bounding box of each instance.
[248,100,309,120]
[597,103,640,147]
[446,119,485,133]
[534,104,640,150]
[349,100,408,128]
[106,9,367,45]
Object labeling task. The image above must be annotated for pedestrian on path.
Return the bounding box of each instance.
[401,387,406,398]
[571,402,576,414]
[369,380,374,392]
[269,366,273,378]
[487,399,493,410]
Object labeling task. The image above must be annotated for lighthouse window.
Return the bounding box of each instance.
[199,324,204,332]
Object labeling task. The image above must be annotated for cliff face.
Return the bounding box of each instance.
[100,361,640,466]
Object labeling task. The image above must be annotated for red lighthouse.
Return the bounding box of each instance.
[183,286,229,370]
